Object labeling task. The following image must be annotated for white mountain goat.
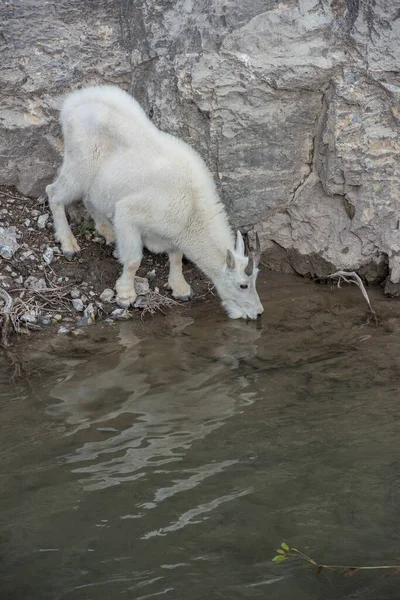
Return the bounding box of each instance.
[46,86,264,320]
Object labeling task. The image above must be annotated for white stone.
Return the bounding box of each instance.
[134,276,150,296]
[37,214,49,229]
[72,298,84,311]
[100,288,114,302]
[42,247,54,264]
[24,276,46,291]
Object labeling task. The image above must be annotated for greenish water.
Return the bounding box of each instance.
[0,274,399,599]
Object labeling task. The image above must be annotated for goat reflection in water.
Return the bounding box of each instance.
[47,317,263,492]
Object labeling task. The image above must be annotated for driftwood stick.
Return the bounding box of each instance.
[328,271,376,317]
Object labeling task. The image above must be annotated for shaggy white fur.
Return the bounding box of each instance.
[46,85,263,319]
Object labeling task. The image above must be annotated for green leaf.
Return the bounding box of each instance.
[275,549,285,555]
[272,555,287,564]
[281,543,290,551]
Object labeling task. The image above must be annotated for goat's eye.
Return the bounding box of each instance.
[240,284,248,290]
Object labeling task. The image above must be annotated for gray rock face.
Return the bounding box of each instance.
[1,0,400,282]
[0,0,131,197]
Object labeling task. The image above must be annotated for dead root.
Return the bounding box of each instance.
[0,288,13,347]
[328,270,378,325]
[141,290,179,319]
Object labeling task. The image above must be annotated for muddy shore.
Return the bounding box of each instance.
[0,187,214,347]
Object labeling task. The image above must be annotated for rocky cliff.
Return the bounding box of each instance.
[1,0,399,284]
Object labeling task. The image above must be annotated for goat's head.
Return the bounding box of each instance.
[216,231,264,320]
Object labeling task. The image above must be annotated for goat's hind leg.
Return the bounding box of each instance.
[114,198,142,308]
[46,174,81,260]
[167,252,192,301]
[86,203,116,245]
[95,218,115,245]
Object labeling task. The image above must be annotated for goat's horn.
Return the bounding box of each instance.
[254,232,261,266]
[244,234,251,257]
[245,253,254,276]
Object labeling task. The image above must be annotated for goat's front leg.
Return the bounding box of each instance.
[167,251,192,301]
[114,199,142,308]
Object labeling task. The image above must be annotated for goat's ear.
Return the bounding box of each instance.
[235,230,245,255]
[226,249,236,270]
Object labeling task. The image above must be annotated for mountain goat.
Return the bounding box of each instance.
[46,85,264,320]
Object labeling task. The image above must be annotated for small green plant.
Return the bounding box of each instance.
[272,542,400,579]
[76,220,93,236]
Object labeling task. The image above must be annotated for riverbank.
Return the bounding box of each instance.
[0,187,213,347]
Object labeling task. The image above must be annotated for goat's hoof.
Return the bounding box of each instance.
[172,285,193,302]
[116,296,136,309]
[176,293,192,302]
[64,251,78,261]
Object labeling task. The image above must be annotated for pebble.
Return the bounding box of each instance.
[72,298,84,312]
[42,247,54,265]
[15,275,23,284]
[76,303,97,327]
[24,276,46,291]
[134,295,149,309]
[134,276,150,296]
[37,214,49,229]
[70,288,81,299]
[0,277,11,288]
[110,308,131,320]
[40,315,52,325]
[0,226,19,259]
[24,219,31,227]
[100,288,114,302]
[20,313,37,325]
[57,326,69,334]
[84,303,96,319]
[53,314,63,322]
[20,250,33,261]
[146,269,156,282]
[71,329,87,337]
[31,209,40,217]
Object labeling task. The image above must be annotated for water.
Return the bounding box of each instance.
[1,273,399,600]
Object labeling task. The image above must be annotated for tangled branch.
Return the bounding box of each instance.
[272,543,400,580]
[141,290,179,319]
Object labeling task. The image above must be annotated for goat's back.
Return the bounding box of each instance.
[60,86,157,153]
[58,86,223,226]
